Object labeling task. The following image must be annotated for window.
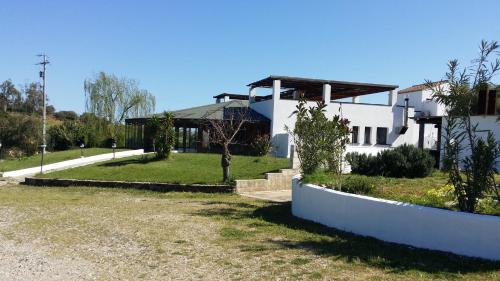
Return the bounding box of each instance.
[376,127,388,145]
[351,126,359,144]
[364,127,371,144]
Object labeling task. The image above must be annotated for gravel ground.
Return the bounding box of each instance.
[0,182,499,281]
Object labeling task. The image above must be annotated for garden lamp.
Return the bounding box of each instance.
[80,142,85,158]
[112,142,117,159]
[0,141,3,161]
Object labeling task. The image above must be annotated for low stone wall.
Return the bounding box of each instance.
[24,177,234,193]
[235,169,299,192]
[292,176,500,261]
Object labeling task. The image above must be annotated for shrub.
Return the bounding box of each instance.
[48,125,73,150]
[286,98,350,175]
[0,112,40,156]
[249,134,271,156]
[148,112,175,159]
[345,152,380,176]
[346,144,434,178]
[302,172,377,195]
[342,175,377,195]
[48,121,90,150]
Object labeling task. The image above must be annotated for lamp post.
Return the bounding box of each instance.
[0,141,3,162]
[112,142,117,159]
[80,142,85,158]
[40,144,47,174]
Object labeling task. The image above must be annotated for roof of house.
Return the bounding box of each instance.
[212,93,268,102]
[247,75,398,99]
[398,81,447,94]
[171,100,249,120]
[125,100,269,124]
[213,93,248,100]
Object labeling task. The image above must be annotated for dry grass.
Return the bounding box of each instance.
[0,183,499,280]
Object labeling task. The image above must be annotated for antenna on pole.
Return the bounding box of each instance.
[36,53,49,158]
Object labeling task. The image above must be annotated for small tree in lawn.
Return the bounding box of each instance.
[148,112,175,159]
[427,40,500,213]
[208,102,249,183]
[286,97,350,189]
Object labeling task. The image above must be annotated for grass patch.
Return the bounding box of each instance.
[0,184,498,280]
[0,148,127,172]
[38,153,289,184]
[303,171,500,216]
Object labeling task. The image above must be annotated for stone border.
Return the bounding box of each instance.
[292,176,500,261]
[24,177,234,193]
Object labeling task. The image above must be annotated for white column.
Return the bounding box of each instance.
[272,80,281,101]
[388,90,397,106]
[352,96,360,103]
[322,84,331,103]
[270,79,281,137]
[249,87,256,103]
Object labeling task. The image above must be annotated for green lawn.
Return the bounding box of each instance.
[0,148,127,172]
[0,184,498,280]
[39,153,290,184]
[303,172,500,216]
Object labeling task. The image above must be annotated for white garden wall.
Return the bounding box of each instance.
[292,177,500,260]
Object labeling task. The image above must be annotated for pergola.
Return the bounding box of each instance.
[247,75,398,102]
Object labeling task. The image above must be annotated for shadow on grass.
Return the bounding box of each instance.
[193,201,500,275]
[99,156,162,167]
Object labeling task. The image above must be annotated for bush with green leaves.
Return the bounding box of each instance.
[346,144,434,178]
[429,40,500,213]
[286,98,350,175]
[148,112,175,159]
[48,125,73,150]
[342,175,377,195]
[0,112,40,156]
[302,172,377,195]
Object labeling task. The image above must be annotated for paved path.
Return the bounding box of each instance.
[238,190,291,202]
[1,149,145,179]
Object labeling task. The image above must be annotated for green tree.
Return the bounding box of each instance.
[207,103,249,182]
[0,112,41,156]
[150,112,175,159]
[84,72,156,142]
[23,82,44,114]
[428,40,500,213]
[0,80,22,112]
[286,98,350,178]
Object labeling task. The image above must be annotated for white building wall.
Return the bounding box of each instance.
[396,85,449,117]
[250,98,419,157]
[440,115,500,170]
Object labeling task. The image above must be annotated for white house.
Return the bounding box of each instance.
[246,75,498,169]
[126,75,498,169]
[247,75,421,158]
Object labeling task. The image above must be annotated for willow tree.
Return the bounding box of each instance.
[84,72,156,145]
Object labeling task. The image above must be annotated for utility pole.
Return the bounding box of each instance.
[37,54,49,155]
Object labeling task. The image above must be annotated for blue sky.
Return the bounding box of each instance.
[1,0,499,114]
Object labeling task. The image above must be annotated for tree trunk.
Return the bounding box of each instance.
[221,143,231,182]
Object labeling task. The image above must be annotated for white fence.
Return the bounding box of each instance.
[1,149,145,178]
[292,177,500,260]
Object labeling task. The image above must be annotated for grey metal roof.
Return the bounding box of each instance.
[171,100,269,123]
[171,100,249,120]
